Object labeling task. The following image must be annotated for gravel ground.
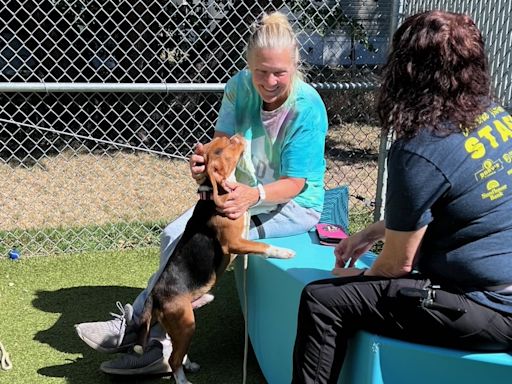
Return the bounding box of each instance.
[325,123,380,204]
[0,151,197,231]
[1,123,380,232]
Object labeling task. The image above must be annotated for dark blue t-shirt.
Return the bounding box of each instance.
[385,104,512,314]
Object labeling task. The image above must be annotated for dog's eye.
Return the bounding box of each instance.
[214,148,223,156]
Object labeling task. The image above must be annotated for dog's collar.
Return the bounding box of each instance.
[197,185,213,200]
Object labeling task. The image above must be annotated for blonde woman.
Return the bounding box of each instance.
[75,11,328,376]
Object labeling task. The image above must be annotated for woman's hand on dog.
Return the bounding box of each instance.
[190,143,207,185]
[218,180,259,219]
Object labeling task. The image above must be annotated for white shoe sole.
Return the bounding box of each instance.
[100,358,171,376]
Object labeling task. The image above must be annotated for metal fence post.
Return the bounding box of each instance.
[373,0,403,222]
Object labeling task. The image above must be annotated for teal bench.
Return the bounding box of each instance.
[234,186,512,384]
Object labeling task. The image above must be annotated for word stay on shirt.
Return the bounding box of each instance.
[464,106,512,159]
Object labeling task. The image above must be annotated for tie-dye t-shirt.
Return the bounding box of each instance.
[215,69,328,214]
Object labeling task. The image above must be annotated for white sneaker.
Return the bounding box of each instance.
[74,301,136,354]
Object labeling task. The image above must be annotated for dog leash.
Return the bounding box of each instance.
[0,341,13,371]
[242,253,249,384]
[241,213,250,384]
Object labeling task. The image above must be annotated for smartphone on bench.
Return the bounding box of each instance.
[315,223,348,246]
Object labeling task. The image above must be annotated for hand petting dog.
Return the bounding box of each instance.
[189,143,207,185]
[190,141,259,219]
[218,180,259,219]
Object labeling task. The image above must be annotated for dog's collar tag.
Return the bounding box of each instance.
[198,185,213,200]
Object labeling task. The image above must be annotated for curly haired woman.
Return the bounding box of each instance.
[292,10,512,384]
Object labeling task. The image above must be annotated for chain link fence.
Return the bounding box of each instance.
[0,0,393,257]
[10,0,511,257]
[2,1,510,257]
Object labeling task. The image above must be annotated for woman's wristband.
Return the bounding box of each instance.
[252,183,266,207]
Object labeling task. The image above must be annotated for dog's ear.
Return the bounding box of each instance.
[207,159,227,207]
[207,157,225,185]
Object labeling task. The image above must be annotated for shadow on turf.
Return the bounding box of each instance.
[31,272,266,383]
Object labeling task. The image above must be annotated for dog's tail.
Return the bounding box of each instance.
[134,295,153,355]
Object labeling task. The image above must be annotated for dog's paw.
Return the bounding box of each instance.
[192,293,215,309]
[173,366,192,384]
[265,246,295,259]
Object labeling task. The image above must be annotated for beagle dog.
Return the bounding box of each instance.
[135,134,295,384]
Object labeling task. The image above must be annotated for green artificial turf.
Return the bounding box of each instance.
[0,249,266,383]
[0,220,167,257]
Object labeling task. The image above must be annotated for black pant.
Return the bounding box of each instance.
[292,274,512,384]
